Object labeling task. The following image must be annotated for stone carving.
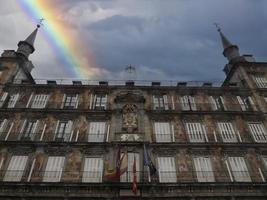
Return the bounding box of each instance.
[122,104,138,133]
[120,134,140,141]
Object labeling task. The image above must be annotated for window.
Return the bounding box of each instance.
[0,119,8,137]
[236,96,257,111]
[82,157,103,182]
[227,157,251,182]
[88,122,106,142]
[20,120,39,141]
[91,94,107,110]
[157,157,176,183]
[61,94,78,109]
[185,122,208,142]
[121,153,140,182]
[4,155,28,182]
[7,93,19,108]
[217,122,239,143]
[43,156,65,182]
[193,157,214,182]
[262,157,267,170]
[248,122,267,143]
[29,94,49,109]
[209,96,226,111]
[152,95,169,110]
[154,122,174,142]
[253,75,267,88]
[0,92,8,107]
[54,120,73,141]
[180,95,196,111]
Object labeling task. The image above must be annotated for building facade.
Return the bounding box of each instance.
[0,25,267,200]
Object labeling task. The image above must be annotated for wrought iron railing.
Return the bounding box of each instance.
[0,170,264,183]
[151,103,259,112]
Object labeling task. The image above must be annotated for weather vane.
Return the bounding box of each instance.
[214,22,221,32]
[125,65,135,74]
[37,18,45,28]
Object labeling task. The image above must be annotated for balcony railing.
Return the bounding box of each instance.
[0,101,110,111]
[151,103,259,112]
[0,170,265,183]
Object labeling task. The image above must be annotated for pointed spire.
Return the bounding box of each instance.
[16,24,41,59]
[214,23,241,63]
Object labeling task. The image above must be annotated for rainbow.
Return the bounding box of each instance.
[17,0,99,79]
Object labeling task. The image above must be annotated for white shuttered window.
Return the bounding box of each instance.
[180,95,196,111]
[7,94,19,108]
[228,157,251,182]
[248,122,267,143]
[4,156,28,182]
[217,122,238,143]
[185,122,207,142]
[43,156,65,182]
[237,96,257,111]
[54,120,73,141]
[0,119,8,137]
[153,95,169,110]
[209,96,226,111]
[253,75,267,88]
[121,153,140,182]
[82,157,103,182]
[154,122,174,142]
[158,157,177,183]
[193,157,214,182]
[31,94,49,108]
[88,122,106,142]
[0,92,8,107]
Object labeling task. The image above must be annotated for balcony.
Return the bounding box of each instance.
[0,101,111,112]
[0,170,264,184]
[151,102,260,113]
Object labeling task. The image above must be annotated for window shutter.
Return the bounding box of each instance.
[88,122,106,142]
[209,96,217,110]
[247,97,257,111]
[217,122,237,143]
[163,95,169,110]
[0,119,8,136]
[152,95,158,110]
[82,157,103,182]
[0,92,8,107]
[158,157,176,183]
[193,157,214,182]
[43,156,65,182]
[228,157,251,182]
[154,122,172,142]
[248,122,267,143]
[189,96,197,111]
[19,120,27,139]
[61,94,66,109]
[180,96,190,110]
[8,93,19,108]
[237,96,246,111]
[102,94,107,109]
[75,94,79,109]
[64,120,73,141]
[26,93,34,108]
[54,120,59,140]
[185,122,205,142]
[31,120,39,140]
[4,156,28,182]
[219,96,227,110]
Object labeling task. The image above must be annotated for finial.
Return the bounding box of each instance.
[37,18,45,28]
[125,65,135,74]
[214,22,221,32]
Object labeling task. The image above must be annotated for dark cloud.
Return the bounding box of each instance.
[0,0,267,81]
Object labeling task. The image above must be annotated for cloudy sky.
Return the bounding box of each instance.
[0,0,267,82]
